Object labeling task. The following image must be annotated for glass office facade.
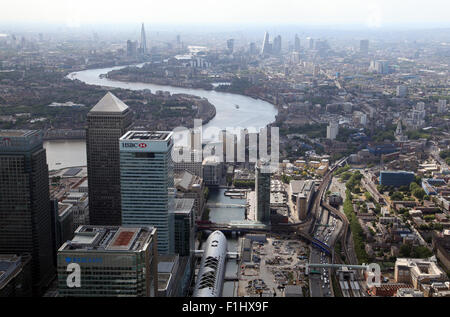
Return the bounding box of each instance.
[120,131,175,254]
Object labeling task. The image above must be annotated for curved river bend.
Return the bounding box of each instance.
[69,65,277,133]
[44,65,277,170]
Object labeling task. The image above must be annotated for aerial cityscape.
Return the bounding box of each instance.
[0,0,450,304]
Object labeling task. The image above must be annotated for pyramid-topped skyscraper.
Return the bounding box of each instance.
[86,92,133,225]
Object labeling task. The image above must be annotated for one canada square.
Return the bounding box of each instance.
[86,92,132,225]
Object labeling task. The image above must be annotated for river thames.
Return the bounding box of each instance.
[43,65,276,296]
[44,64,277,170]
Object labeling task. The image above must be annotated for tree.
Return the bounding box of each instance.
[410,182,420,192]
[390,191,404,201]
[399,244,412,257]
[412,188,426,200]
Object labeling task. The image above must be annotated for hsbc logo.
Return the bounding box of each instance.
[122,142,149,149]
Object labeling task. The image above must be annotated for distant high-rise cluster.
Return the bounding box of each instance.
[261,32,282,56]
[125,23,149,59]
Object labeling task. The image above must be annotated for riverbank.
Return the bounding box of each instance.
[106,68,280,112]
[69,65,278,134]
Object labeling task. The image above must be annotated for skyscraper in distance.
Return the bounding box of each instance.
[120,131,175,255]
[86,92,133,226]
[273,35,282,54]
[261,31,271,55]
[0,130,55,295]
[140,22,147,55]
[360,39,369,54]
[249,42,257,55]
[308,37,314,50]
[226,39,234,53]
[294,34,301,52]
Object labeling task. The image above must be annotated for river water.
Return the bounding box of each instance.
[43,65,272,296]
[68,64,277,135]
[44,64,277,170]
[207,188,246,297]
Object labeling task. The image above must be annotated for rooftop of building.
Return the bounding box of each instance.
[89,92,129,113]
[59,225,155,252]
[121,130,171,141]
[380,170,415,175]
[174,170,202,191]
[173,198,195,215]
[202,155,221,165]
[395,258,445,277]
[157,273,172,291]
[0,130,37,137]
[57,202,73,217]
[0,255,29,288]
[290,179,315,194]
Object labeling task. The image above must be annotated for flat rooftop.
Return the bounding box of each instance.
[122,131,171,141]
[0,130,34,137]
[60,226,155,252]
[173,198,195,214]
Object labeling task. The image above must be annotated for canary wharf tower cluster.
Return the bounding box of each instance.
[86,93,176,255]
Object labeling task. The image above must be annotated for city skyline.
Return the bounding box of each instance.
[0,0,449,301]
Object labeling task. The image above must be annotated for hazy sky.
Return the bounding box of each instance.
[1,0,449,28]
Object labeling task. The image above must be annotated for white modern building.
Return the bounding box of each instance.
[327,122,339,140]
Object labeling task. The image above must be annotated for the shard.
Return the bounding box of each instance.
[140,22,147,55]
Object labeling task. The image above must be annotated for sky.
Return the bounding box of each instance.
[1,0,449,28]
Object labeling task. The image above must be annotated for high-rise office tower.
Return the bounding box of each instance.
[273,35,282,54]
[308,37,314,50]
[57,225,158,297]
[86,92,133,226]
[255,160,271,223]
[173,198,195,257]
[127,40,138,57]
[140,22,147,55]
[437,99,447,114]
[249,42,257,55]
[360,39,369,54]
[120,131,175,254]
[294,34,301,52]
[0,130,55,295]
[226,39,234,53]
[261,31,271,55]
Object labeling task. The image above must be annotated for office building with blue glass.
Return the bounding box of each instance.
[379,171,415,187]
[120,131,175,254]
[57,225,158,297]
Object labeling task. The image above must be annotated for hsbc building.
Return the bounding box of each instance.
[119,131,175,254]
